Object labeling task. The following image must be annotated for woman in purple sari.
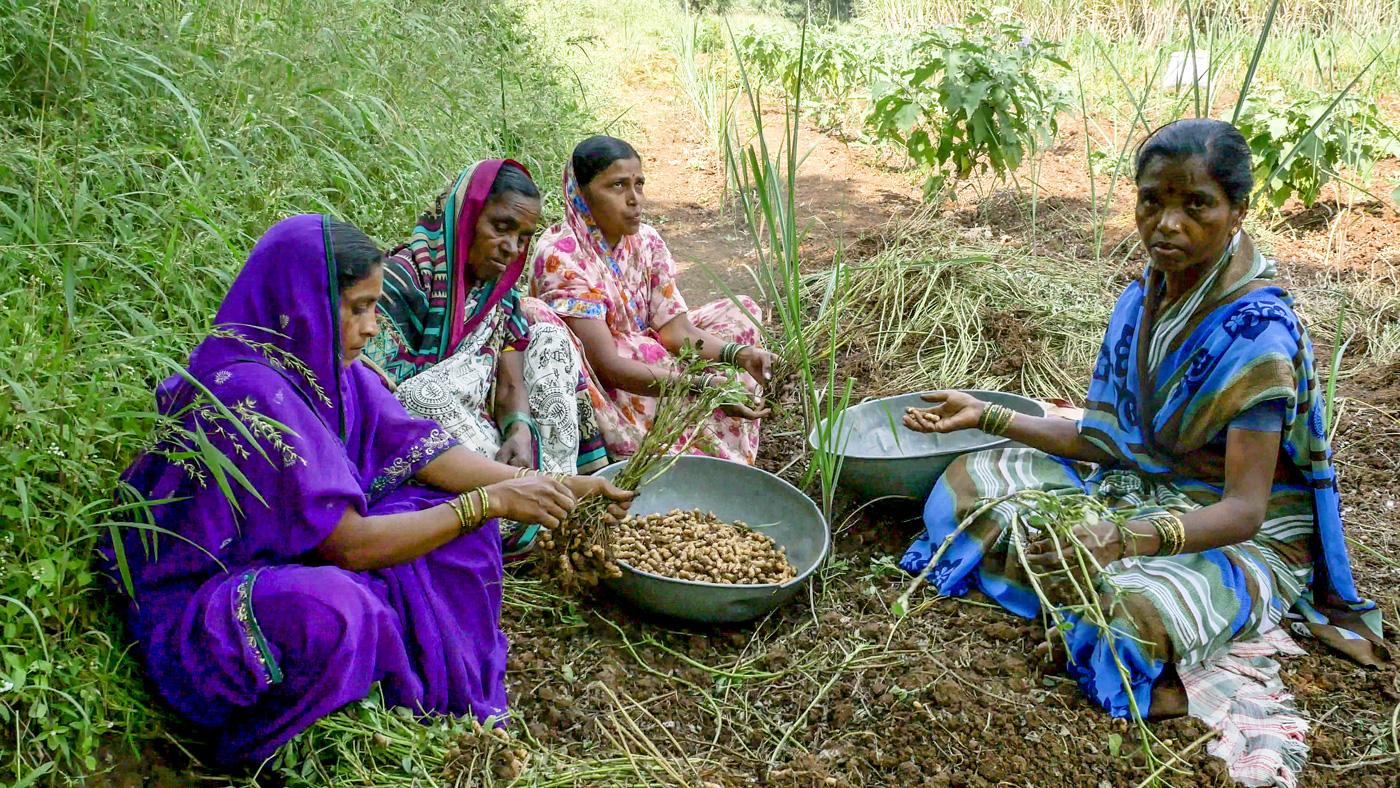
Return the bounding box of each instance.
[104,214,631,765]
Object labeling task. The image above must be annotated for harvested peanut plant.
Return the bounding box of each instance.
[893,488,1181,783]
[540,352,752,590]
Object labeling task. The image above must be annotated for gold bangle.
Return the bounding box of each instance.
[979,403,1016,437]
[1169,513,1186,555]
[450,494,470,534]
[479,487,491,521]
[1150,513,1186,556]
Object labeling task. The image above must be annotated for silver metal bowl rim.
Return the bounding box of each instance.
[594,456,832,591]
[807,389,1049,461]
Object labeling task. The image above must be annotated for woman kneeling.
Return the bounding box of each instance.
[103,216,630,765]
[901,120,1384,724]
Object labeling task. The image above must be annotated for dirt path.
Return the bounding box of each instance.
[616,76,923,306]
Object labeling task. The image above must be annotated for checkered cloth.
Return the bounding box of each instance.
[1180,627,1310,788]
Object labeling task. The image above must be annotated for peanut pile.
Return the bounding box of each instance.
[613,509,798,585]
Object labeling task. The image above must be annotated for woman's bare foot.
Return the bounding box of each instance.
[1147,664,1189,720]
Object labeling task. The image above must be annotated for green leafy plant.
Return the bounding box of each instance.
[733,24,912,131]
[1236,86,1400,209]
[865,7,1072,199]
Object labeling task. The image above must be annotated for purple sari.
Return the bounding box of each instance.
[103,215,508,765]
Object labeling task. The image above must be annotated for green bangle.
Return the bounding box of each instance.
[498,412,539,437]
[498,411,543,469]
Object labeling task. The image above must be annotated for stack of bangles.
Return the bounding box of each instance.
[1148,512,1186,556]
[719,342,752,367]
[449,469,576,535]
[450,488,490,536]
[513,467,570,482]
[977,402,1017,436]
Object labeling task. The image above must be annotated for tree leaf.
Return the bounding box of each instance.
[894,101,922,134]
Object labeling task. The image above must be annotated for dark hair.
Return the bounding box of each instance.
[1134,119,1253,208]
[487,161,540,202]
[328,219,383,292]
[572,136,640,187]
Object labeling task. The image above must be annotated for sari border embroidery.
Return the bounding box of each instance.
[235,570,284,686]
[368,427,455,501]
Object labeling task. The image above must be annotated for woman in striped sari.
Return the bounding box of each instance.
[899,120,1385,724]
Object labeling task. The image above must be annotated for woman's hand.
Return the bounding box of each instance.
[561,475,636,525]
[903,391,986,434]
[705,374,771,420]
[1024,519,1157,570]
[494,423,535,470]
[736,346,778,387]
[483,476,576,529]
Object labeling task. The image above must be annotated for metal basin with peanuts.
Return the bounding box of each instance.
[594,455,830,623]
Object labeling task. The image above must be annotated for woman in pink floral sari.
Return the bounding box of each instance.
[530,136,775,464]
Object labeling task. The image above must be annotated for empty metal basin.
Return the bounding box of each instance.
[596,455,829,624]
[808,390,1049,501]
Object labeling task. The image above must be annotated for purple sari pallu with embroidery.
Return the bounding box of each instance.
[103,215,508,765]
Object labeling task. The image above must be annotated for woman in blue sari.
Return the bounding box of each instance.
[899,120,1385,727]
[103,215,632,765]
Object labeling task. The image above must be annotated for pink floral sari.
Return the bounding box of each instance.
[529,162,763,463]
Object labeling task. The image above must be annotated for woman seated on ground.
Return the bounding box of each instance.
[102,215,631,766]
[900,119,1384,723]
[363,160,608,560]
[530,136,777,464]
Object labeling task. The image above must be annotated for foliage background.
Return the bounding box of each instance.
[0,0,599,780]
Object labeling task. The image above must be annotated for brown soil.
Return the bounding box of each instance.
[622,77,924,307]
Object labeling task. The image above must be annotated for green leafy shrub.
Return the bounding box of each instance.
[1235,87,1400,209]
[864,8,1071,199]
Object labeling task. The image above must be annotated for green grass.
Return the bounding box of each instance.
[0,0,596,780]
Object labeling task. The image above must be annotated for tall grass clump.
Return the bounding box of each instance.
[673,11,737,159]
[719,18,855,520]
[0,0,595,780]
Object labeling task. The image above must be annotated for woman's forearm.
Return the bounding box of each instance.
[493,349,531,422]
[1001,415,1114,464]
[415,445,519,493]
[1121,496,1264,559]
[657,315,726,361]
[565,316,683,397]
[1178,497,1264,552]
[319,503,464,572]
[599,357,683,397]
